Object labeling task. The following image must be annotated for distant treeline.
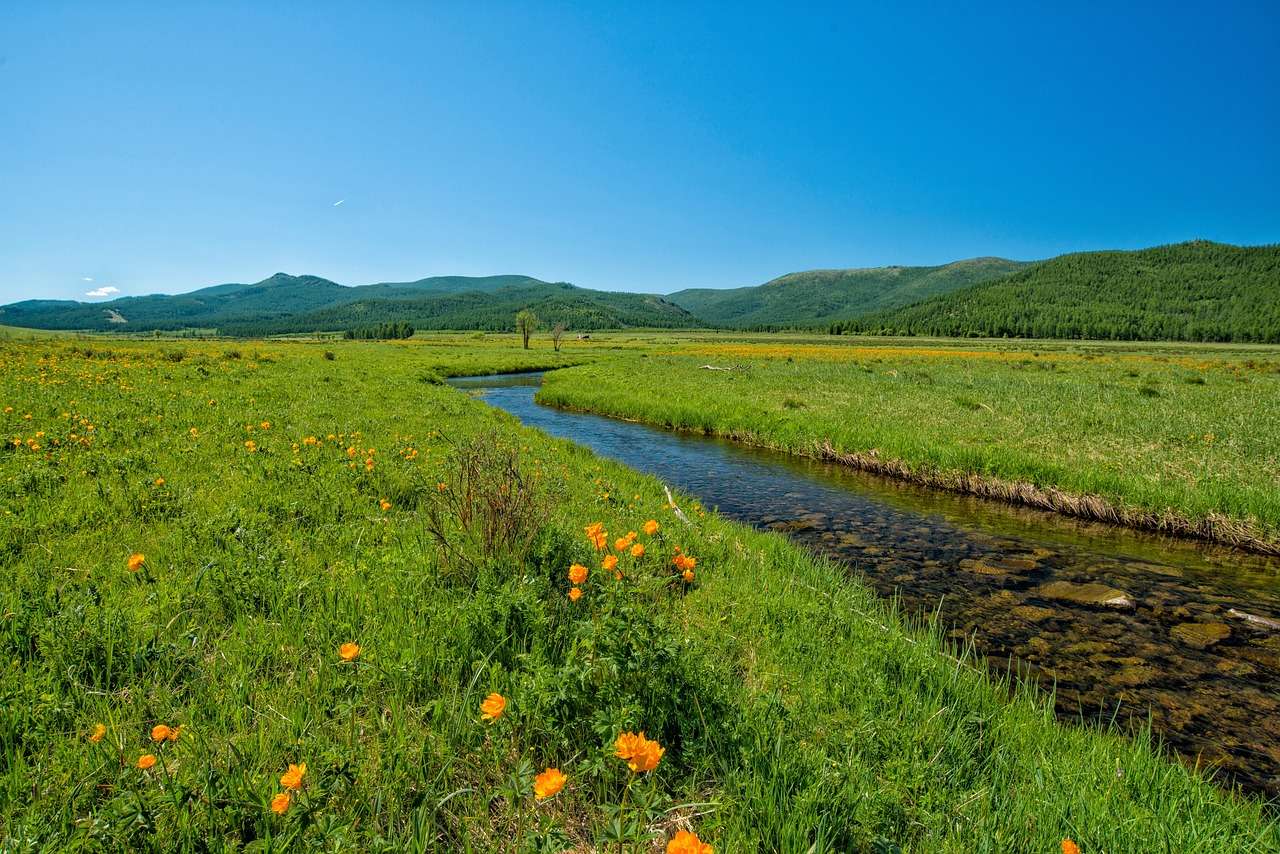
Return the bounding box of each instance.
[343,322,415,340]
[829,241,1280,343]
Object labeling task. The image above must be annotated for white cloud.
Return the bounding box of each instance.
[82,276,94,282]
[333,199,345,206]
[85,286,120,298]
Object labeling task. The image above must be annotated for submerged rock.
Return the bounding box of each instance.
[1012,605,1056,623]
[1228,608,1280,631]
[1170,621,1231,649]
[1037,580,1136,609]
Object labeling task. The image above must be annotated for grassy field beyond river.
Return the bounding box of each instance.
[537,338,1280,551]
[2,335,1277,850]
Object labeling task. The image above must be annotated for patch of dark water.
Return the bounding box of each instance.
[449,372,1280,796]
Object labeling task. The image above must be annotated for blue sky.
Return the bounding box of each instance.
[1,2,1276,303]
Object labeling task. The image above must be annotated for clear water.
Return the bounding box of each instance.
[450,372,1280,796]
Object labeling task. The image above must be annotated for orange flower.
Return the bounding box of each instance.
[153,477,165,486]
[533,767,566,800]
[673,554,697,572]
[480,692,506,723]
[379,499,391,512]
[89,723,106,743]
[260,421,271,430]
[568,586,583,602]
[280,762,307,791]
[667,829,713,854]
[150,724,172,743]
[271,792,291,815]
[244,439,257,452]
[601,554,618,572]
[568,563,588,585]
[1062,841,1080,854]
[643,519,659,536]
[339,642,361,662]
[614,537,630,553]
[682,569,694,583]
[615,731,664,773]
[630,542,645,558]
[166,725,182,742]
[136,753,156,770]
[436,481,448,493]
[127,553,145,572]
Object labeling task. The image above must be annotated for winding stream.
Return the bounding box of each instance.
[450,372,1280,796]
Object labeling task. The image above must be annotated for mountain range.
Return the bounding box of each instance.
[1,240,1275,342]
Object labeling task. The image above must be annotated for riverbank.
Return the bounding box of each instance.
[536,343,1280,553]
[2,338,1276,850]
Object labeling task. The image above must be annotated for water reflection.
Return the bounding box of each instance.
[450,372,1280,796]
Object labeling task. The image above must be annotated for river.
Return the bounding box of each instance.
[449,371,1280,796]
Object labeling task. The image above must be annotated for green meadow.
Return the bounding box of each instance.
[2,335,1278,852]
[538,336,1280,551]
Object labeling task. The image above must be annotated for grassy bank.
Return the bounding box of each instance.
[537,340,1280,551]
[2,337,1276,851]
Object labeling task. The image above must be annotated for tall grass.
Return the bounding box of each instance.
[0,338,1274,850]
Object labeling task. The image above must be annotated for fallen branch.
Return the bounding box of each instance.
[664,485,692,525]
[699,364,734,371]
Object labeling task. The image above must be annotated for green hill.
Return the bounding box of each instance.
[221,282,696,335]
[833,241,1280,342]
[0,274,696,334]
[668,257,1026,328]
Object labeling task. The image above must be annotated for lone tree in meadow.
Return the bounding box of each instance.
[551,321,566,352]
[515,309,539,349]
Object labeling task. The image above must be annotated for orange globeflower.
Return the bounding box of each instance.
[271,792,291,815]
[615,731,664,773]
[127,553,145,572]
[601,554,618,572]
[1062,841,1080,854]
[150,724,172,743]
[630,542,645,558]
[614,537,630,553]
[682,569,695,583]
[568,586,583,602]
[568,563,588,585]
[643,519,660,536]
[667,829,714,854]
[339,642,361,662]
[153,477,165,486]
[480,692,506,723]
[533,767,566,800]
[379,499,391,512]
[166,725,182,742]
[89,723,106,743]
[673,554,697,572]
[280,763,307,791]
[137,754,157,770]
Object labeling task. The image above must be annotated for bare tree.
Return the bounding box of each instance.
[515,309,539,349]
[551,321,566,352]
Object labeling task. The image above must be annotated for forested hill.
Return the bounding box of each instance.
[831,241,1280,343]
[667,257,1026,328]
[0,274,696,333]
